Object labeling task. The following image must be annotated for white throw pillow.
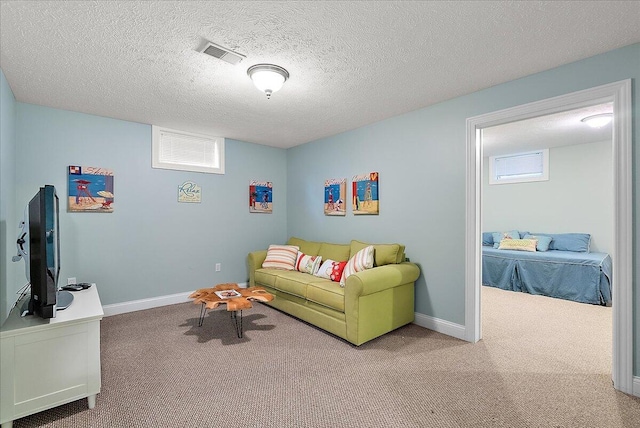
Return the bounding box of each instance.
[340,245,374,287]
[295,252,322,275]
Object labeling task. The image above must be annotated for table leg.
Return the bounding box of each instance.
[198,303,207,327]
[231,310,243,338]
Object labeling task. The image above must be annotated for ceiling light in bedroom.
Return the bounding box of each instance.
[247,64,289,99]
[581,113,612,128]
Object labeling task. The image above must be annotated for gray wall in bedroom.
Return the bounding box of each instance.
[482,140,614,254]
[0,69,19,322]
[10,104,288,308]
[286,43,639,374]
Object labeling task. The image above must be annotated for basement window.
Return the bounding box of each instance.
[489,149,548,185]
[152,126,225,174]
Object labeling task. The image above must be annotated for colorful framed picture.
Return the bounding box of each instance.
[249,180,272,213]
[324,178,346,216]
[352,172,379,215]
[178,181,201,203]
[68,165,114,212]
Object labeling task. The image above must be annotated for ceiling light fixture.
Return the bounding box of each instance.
[581,113,612,128]
[247,64,289,99]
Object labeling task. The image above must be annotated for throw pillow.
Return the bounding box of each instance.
[295,252,322,275]
[315,259,348,282]
[261,245,299,270]
[524,234,553,252]
[340,245,374,287]
[498,238,537,252]
[492,230,520,248]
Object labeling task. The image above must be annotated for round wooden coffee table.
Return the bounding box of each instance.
[189,283,274,338]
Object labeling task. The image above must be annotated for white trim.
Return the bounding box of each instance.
[414,312,466,341]
[102,291,193,316]
[102,282,249,317]
[465,80,633,394]
[633,377,640,398]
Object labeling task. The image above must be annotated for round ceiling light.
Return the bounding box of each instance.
[247,64,289,99]
[581,113,612,128]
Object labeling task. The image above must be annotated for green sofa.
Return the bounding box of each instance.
[248,237,420,346]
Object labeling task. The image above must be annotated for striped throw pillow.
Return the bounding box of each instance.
[262,245,300,270]
[340,245,374,287]
[498,238,537,252]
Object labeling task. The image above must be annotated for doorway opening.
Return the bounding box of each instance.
[465,80,633,394]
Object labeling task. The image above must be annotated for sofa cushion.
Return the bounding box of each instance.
[318,242,350,262]
[256,269,309,299]
[315,259,347,282]
[350,240,405,265]
[340,245,374,287]
[262,245,299,270]
[295,252,322,275]
[306,278,345,312]
[287,237,321,256]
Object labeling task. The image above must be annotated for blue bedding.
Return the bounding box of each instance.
[482,247,612,305]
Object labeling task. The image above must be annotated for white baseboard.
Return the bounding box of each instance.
[413,312,466,341]
[633,376,640,398]
[102,282,248,317]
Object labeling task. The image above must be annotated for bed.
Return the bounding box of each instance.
[482,232,612,306]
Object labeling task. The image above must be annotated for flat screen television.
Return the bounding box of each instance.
[15,185,72,318]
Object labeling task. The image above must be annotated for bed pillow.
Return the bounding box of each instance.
[482,232,494,246]
[315,259,347,282]
[295,252,322,275]
[340,245,374,287]
[532,233,591,252]
[261,245,299,270]
[498,238,537,252]
[492,230,520,248]
[523,234,553,252]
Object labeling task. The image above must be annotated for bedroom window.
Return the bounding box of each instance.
[152,126,225,174]
[489,149,548,185]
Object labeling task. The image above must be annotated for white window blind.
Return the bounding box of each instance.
[152,126,225,174]
[489,149,548,185]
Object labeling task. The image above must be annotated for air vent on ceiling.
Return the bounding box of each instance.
[199,42,245,65]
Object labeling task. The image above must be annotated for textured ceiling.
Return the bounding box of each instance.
[1,1,639,148]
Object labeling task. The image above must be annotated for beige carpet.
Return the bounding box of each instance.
[13,287,640,427]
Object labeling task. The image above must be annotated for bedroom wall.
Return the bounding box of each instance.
[482,140,613,253]
[13,103,288,308]
[286,43,639,374]
[0,69,19,322]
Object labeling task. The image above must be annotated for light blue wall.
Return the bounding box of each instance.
[13,104,288,307]
[287,43,639,373]
[483,141,614,254]
[0,69,19,322]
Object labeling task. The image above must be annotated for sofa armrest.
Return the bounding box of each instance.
[248,250,268,287]
[345,262,420,298]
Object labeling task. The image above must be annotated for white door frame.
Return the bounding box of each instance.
[464,79,633,394]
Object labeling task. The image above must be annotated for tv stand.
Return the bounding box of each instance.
[0,285,103,428]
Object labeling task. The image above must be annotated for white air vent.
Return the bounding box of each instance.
[199,42,245,65]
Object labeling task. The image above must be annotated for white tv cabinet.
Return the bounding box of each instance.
[0,285,103,428]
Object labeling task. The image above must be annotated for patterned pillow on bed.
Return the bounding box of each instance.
[498,238,537,252]
[492,230,520,248]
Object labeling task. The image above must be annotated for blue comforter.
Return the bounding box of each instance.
[482,247,612,305]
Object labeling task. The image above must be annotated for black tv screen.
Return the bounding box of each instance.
[27,185,60,318]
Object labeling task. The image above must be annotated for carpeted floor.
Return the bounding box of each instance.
[13,286,640,427]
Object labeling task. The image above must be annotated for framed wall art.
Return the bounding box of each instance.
[249,180,272,213]
[324,178,346,216]
[68,165,114,213]
[352,172,379,215]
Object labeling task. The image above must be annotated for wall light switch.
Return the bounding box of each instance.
[215,263,221,272]
[67,277,77,285]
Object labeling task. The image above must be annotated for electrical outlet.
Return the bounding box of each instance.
[215,263,221,272]
[67,277,77,285]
